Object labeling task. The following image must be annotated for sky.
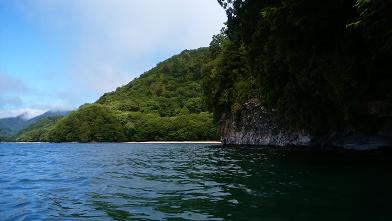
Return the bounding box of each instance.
[0,0,226,119]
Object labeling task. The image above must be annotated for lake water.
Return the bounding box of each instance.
[0,143,391,220]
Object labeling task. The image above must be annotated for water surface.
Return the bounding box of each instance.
[0,143,391,220]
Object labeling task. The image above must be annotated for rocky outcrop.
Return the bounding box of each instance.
[220,99,392,150]
[220,99,312,146]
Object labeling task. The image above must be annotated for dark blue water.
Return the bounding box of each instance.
[0,143,391,220]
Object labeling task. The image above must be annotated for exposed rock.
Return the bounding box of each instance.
[220,99,392,150]
[220,99,313,146]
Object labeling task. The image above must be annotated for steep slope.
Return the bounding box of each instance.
[47,48,218,142]
[97,48,210,116]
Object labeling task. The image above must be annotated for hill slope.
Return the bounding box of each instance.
[0,129,7,142]
[48,104,126,142]
[46,48,218,142]
[0,111,71,139]
[16,116,64,142]
[97,48,210,116]
[0,115,31,136]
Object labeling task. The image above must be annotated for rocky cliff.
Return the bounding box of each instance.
[220,99,392,150]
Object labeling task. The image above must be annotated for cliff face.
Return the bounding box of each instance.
[220,99,312,146]
[220,99,392,150]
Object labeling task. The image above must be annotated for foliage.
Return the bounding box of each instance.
[48,104,126,142]
[0,129,6,142]
[203,36,254,120]
[117,111,216,141]
[0,111,70,141]
[98,49,211,116]
[204,0,392,132]
[16,116,63,142]
[94,48,218,141]
[44,48,218,142]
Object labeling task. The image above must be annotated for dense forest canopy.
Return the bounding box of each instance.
[97,49,210,117]
[48,104,126,142]
[0,129,6,142]
[16,48,218,142]
[94,49,218,141]
[204,0,392,132]
[16,116,64,142]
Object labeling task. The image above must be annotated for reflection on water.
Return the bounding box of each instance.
[0,143,391,220]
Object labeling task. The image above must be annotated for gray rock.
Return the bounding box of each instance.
[220,99,392,150]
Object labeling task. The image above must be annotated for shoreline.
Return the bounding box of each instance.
[1,141,222,144]
[124,141,222,144]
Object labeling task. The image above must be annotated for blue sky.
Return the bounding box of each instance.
[0,0,226,118]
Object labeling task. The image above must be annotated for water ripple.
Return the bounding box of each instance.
[0,143,391,220]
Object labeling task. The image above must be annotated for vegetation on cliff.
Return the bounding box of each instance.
[203,0,392,133]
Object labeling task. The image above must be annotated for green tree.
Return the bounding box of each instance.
[49,104,126,142]
[204,0,392,132]
[16,116,63,142]
[46,48,219,142]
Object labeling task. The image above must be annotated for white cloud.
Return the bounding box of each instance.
[0,74,75,118]
[2,0,226,118]
[17,0,227,93]
[0,108,46,119]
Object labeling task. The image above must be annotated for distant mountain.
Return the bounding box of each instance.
[0,115,31,136]
[0,111,71,137]
[28,111,71,125]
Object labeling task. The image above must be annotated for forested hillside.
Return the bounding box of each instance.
[204,0,392,133]
[16,116,64,142]
[48,104,126,142]
[29,48,218,142]
[94,48,217,141]
[0,111,70,141]
[0,129,6,142]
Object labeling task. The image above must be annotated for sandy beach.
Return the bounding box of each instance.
[124,141,222,144]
